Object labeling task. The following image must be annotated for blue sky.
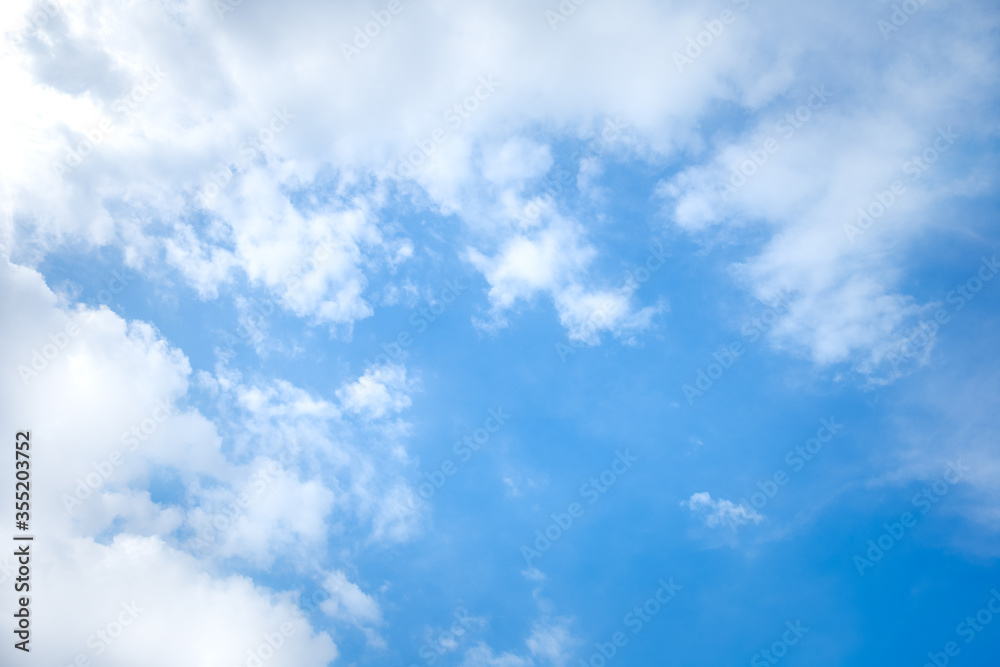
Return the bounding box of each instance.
[1,0,999,665]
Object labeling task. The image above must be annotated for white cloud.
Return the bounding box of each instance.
[467,217,660,343]
[320,570,385,647]
[553,284,661,346]
[186,463,336,567]
[194,360,422,553]
[0,254,345,662]
[4,0,992,355]
[0,255,227,538]
[320,570,383,625]
[482,137,553,187]
[2,0,998,660]
[461,643,533,667]
[575,156,605,202]
[86,489,184,537]
[526,618,577,666]
[22,535,339,666]
[683,492,763,529]
[657,20,997,372]
[871,357,1000,555]
[0,253,423,660]
[454,585,577,667]
[336,362,416,419]
[467,218,595,314]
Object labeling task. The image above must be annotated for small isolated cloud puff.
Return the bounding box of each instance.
[336,362,415,419]
[467,218,659,344]
[467,218,595,313]
[554,284,662,346]
[683,492,763,529]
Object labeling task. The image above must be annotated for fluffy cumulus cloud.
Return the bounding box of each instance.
[31,535,339,667]
[1,0,999,663]
[0,255,222,534]
[15,0,991,355]
[4,0,995,359]
[336,362,415,419]
[0,254,413,663]
[468,217,661,343]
